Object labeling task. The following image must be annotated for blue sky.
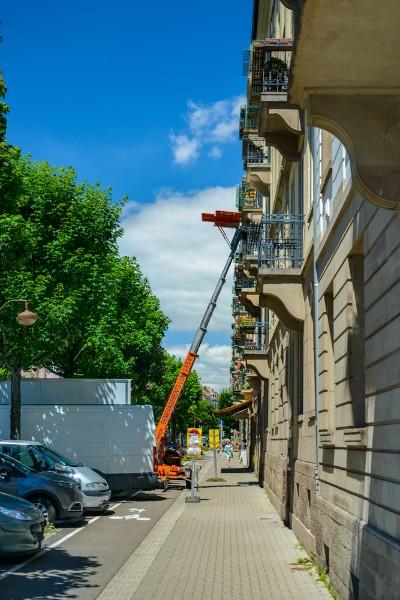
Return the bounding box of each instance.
[1,0,252,388]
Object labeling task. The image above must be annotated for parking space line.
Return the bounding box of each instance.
[0,489,143,583]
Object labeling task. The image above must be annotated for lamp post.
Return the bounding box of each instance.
[0,299,38,439]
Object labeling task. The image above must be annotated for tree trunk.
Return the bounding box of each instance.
[10,367,22,440]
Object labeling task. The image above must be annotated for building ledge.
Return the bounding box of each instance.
[343,428,367,449]
[239,288,260,317]
[320,431,335,448]
[245,351,269,380]
[259,107,304,162]
[258,270,304,331]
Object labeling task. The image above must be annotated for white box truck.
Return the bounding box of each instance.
[0,380,158,492]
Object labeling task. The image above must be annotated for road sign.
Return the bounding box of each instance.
[209,429,220,449]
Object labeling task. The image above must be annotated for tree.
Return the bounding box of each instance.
[218,388,239,435]
[60,255,170,398]
[188,399,219,431]
[0,144,169,437]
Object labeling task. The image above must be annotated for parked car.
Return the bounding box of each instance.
[0,492,45,557]
[0,452,83,523]
[0,441,111,512]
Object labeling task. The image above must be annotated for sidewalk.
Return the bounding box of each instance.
[99,454,332,600]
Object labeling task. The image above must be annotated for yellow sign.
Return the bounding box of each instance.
[209,429,220,449]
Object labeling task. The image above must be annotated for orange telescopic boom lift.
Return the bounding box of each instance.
[155,211,241,484]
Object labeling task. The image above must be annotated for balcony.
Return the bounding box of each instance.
[248,38,303,161]
[241,223,261,275]
[243,140,271,196]
[243,322,268,352]
[258,214,303,270]
[236,183,262,212]
[245,142,270,166]
[232,299,249,317]
[239,105,259,139]
[242,322,269,380]
[285,1,400,208]
[250,39,293,103]
[234,275,256,292]
[257,213,305,332]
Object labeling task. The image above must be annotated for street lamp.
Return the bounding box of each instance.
[0,299,38,326]
[0,299,38,440]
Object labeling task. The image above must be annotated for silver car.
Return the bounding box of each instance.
[0,441,111,512]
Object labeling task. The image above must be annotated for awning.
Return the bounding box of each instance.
[214,397,252,417]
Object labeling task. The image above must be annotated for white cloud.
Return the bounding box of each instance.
[208,146,223,159]
[166,343,231,391]
[169,133,200,166]
[169,95,245,165]
[119,186,236,333]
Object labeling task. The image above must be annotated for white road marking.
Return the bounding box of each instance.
[109,514,151,521]
[0,490,143,583]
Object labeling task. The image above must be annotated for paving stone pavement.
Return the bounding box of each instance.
[102,455,332,600]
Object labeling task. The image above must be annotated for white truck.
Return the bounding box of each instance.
[0,379,158,492]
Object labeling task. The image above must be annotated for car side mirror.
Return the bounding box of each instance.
[54,463,73,474]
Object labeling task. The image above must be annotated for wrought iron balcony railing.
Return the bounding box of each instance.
[236,183,263,211]
[239,105,259,138]
[246,143,270,165]
[234,275,256,290]
[258,214,304,270]
[242,223,262,256]
[242,48,251,76]
[243,322,268,352]
[250,38,293,96]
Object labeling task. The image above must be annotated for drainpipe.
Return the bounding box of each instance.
[312,129,321,496]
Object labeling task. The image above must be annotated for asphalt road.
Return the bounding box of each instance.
[0,485,184,600]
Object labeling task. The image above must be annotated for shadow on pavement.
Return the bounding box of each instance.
[200,483,243,489]
[237,480,260,486]
[220,467,252,474]
[132,492,168,502]
[0,548,101,600]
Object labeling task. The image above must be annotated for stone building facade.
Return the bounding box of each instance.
[232,2,400,599]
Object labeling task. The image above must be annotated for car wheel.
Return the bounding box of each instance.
[30,496,57,524]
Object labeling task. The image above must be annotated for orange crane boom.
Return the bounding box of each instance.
[155,212,242,482]
[155,351,197,447]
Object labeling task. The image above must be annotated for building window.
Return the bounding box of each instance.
[349,254,365,427]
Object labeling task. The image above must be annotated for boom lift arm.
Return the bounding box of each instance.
[155,214,241,475]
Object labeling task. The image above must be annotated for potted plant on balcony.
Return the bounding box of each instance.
[241,381,253,402]
[264,56,288,92]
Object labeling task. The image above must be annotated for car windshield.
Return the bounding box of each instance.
[37,445,77,467]
[0,452,35,473]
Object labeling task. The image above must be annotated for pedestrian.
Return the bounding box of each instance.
[224,441,233,466]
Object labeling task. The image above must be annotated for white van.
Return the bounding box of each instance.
[0,404,157,493]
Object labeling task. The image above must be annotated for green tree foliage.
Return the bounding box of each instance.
[0,75,9,141]
[218,388,239,434]
[0,143,169,436]
[188,398,219,431]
